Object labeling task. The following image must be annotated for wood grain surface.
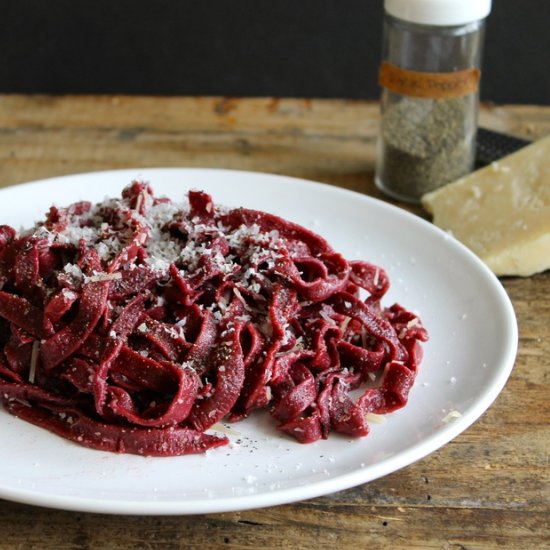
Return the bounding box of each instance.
[0,95,548,550]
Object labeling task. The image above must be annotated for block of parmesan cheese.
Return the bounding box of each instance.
[421,134,550,276]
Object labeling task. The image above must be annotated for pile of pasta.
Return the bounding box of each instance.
[0,182,428,456]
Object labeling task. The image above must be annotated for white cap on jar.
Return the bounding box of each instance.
[385,0,492,26]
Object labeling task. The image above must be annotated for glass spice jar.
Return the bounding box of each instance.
[375,0,492,203]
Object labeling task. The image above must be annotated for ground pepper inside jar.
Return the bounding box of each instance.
[378,95,475,200]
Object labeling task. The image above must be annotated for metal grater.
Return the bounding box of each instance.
[475,127,531,167]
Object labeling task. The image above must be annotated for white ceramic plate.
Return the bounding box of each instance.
[0,168,517,515]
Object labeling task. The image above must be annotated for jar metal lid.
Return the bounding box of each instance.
[385,0,492,26]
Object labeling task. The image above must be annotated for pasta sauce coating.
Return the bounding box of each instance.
[0,182,428,456]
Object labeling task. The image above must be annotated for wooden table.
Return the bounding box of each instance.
[0,95,548,549]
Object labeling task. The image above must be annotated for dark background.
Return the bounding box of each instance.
[1,0,549,104]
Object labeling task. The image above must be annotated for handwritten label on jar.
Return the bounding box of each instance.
[379,62,480,99]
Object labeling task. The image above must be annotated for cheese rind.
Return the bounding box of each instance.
[421,134,550,277]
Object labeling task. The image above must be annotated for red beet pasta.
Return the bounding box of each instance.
[0,181,428,456]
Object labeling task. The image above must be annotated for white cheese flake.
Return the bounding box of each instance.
[28,341,40,384]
